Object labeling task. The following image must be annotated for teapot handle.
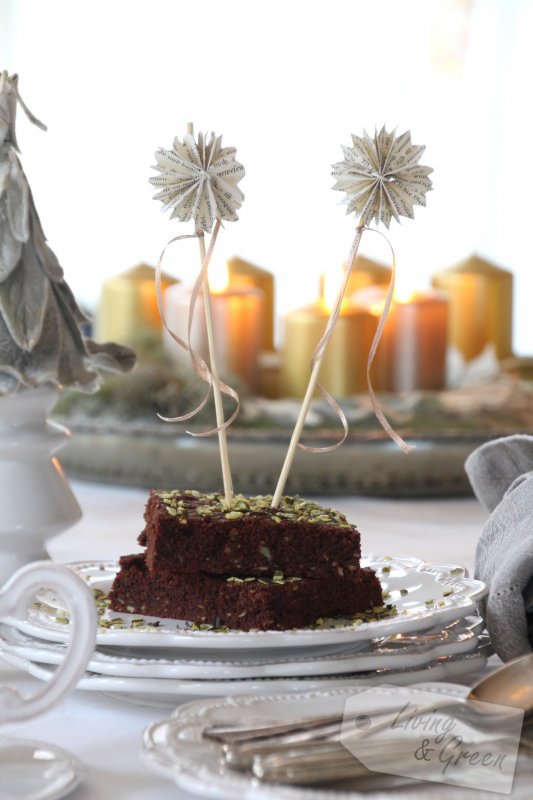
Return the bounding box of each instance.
[0,561,97,723]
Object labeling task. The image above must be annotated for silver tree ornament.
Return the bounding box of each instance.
[0,72,135,395]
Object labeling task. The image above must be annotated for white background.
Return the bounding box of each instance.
[1,0,532,353]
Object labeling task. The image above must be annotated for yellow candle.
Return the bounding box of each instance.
[319,255,391,302]
[431,255,513,361]
[163,280,263,391]
[95,263,177,344]
[281,300,377,398]
[372,290,449,391]
[226,256,275,352]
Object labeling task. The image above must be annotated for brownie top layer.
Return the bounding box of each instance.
[150,490,356,529]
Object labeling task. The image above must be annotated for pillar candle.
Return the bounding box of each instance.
[226,256,275,352]
[431,255,513,361]
[95,263,177,345]
[163,283,264,391]
[319,256,392,302]
[372,290,449,391]
[281,301,378,398]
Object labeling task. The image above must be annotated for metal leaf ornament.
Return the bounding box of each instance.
[331,127,433,228]
[0,71,135,396]
[150,131,245,233]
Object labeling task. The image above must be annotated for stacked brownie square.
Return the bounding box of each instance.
[108,490,383,631]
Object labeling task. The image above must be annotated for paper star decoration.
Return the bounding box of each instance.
[150,131,245,233]
[331,127,433,228]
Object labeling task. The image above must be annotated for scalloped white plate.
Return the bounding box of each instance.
[142,683,474,798]
[5,557,487,653]
[0,616,483,679]
[0,648,487,706]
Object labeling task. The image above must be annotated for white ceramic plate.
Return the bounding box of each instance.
[0,648,487,707]
[0,617,483,679]
[7,557,487,652]
[142,683,472,799]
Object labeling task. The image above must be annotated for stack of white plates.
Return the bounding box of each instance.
[0,556,489,706]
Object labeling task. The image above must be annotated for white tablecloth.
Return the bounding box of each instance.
[0,481,504,799]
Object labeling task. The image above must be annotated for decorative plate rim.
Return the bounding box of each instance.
[0,648,486,699]
[6,556,488,651]
[0,616,483,679]
[142,683,473,800]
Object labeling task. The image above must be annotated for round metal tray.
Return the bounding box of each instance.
[59,427,483,497]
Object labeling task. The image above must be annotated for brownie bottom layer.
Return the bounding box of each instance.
[108,554,383,631]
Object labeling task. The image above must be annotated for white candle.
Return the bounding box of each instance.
[163,280,263,391]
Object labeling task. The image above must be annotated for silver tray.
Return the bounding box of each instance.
[59,427,486,497]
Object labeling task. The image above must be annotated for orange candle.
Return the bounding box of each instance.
[226,256,275,352]
[163,275,263,391]
[432,255,513,361]
[372,290,449,391]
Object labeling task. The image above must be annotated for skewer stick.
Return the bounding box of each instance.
[188,123,233,506]
[271,226,365,508]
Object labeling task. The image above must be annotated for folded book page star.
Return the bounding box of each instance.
[150,131,245,234]
[331,127,433,228]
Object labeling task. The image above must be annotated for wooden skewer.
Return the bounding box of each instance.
[187,122,233,507]
[271,226,365,508]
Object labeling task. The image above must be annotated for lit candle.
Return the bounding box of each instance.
[95,263,177,344]
[319,255,391,303]
[226,256,275,352]
[372,289,449,391]
[163,263,263,391]
[281,297,377,398]
[431,255,513,361]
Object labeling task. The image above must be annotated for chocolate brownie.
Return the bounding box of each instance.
[138,490,361,578]
[108,553,383,631]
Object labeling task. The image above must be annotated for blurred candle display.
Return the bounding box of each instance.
[372,289,449,392]
[163,263,263,390]
[95,264,177,345]
[431,255,513,361]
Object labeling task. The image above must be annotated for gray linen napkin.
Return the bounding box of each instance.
[465,434,533,661]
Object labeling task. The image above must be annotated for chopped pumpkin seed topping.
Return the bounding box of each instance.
[313,604,397,628]
[155,491,356,527]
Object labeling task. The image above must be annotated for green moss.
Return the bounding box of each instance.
[52,336,533,439]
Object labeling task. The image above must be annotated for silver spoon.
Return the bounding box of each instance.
[468,653,533,717]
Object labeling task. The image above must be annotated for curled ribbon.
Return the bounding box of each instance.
[154,219,240,437]
[299,225,412,454]
[363,228,413,453]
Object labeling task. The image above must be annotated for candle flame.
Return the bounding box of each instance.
[208,260,230,294]
[393,272,417,304]
[351,286,387,316]
[394,286,416,304]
